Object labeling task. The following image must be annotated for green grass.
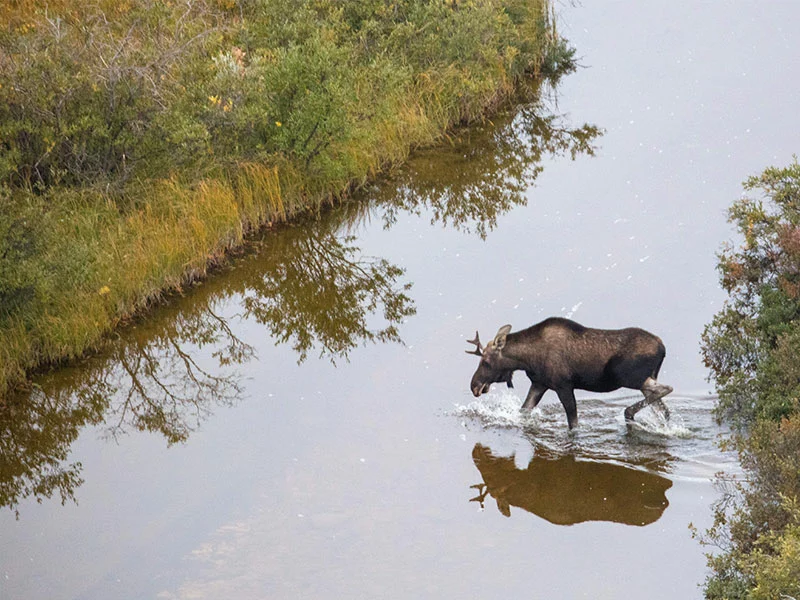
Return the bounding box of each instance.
[0,0,573,399]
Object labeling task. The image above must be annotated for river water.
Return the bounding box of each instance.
[3,3,800,599]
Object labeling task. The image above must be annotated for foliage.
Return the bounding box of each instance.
[0,0,563,193]
[0,1,221,189]
[378,86,601,239]
[0,382,107,517]
[242,227,415,363]
[700,160,800,599]
[0,0,570,399]
[702,160,800,427]
[702,416,800,600]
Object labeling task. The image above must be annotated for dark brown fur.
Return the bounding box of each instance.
[467,317,672,428]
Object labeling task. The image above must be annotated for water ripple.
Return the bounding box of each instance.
[449,388,739,481]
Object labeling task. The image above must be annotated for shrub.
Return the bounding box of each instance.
[700,160,800,599]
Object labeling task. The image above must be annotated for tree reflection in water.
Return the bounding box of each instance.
[0,212,415,514]
[242,219,414,363]
[0,295,253,516]
[0,384,104,518]
[378,82,601,239]
[1,80,601,515]
[99,299,254,445]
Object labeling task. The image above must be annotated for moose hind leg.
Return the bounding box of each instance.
[625,377,673,422]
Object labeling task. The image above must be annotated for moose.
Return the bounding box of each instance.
[466,317,673,428]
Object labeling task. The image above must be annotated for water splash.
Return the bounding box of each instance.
[448,389,738,481]
[451,388,538,429]
[451,388,690,438]
[623,406,692,439]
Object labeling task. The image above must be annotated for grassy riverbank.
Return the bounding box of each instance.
[0,0,571,399]
[700,161,800,599]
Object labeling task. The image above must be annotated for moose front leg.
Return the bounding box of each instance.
[556,387,579,429]
[520,383,547,411]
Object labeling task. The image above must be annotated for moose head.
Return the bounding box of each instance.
[466,324,515,397]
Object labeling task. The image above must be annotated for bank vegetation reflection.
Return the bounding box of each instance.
[378,83,601,239]
[1,83,601,515]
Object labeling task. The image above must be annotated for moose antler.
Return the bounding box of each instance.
[465,331,483,356]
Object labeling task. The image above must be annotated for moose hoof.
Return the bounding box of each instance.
[624,407,636,422]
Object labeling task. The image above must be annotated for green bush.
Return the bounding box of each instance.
[701,160,800,599]
[0,2,222,189]
[0,0,558,194]
[703,160,800,426]
[702,416,800,600]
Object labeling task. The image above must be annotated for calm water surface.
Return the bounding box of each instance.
[3,3,800,599]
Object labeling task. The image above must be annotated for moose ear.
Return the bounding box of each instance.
[493,324,512,350]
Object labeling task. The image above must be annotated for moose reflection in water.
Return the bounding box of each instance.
[470,444,672,526]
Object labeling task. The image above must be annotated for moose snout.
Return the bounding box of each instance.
[471,382,489,397]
